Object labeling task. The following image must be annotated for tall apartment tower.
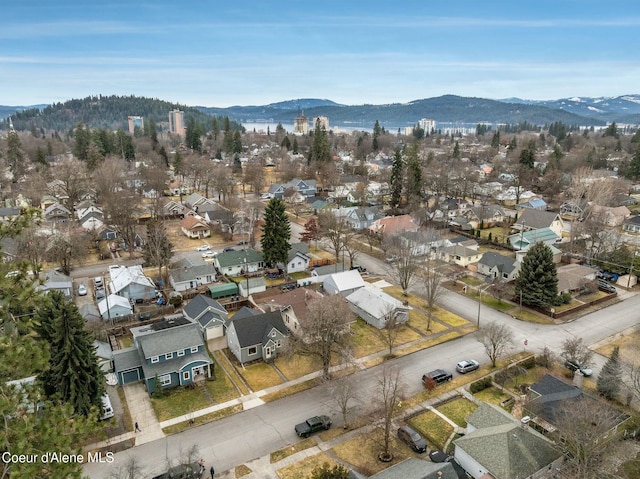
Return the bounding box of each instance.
[168,109,185,136]
[128,116,144,135]
[313,116,329,131]
[293,113,309,135]
[418,118,436,134]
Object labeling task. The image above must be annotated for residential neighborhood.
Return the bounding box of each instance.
[2,96,640,479]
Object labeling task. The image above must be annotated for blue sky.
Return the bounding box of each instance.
[2,0,639,107]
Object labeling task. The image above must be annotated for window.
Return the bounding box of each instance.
[151,356,159,364]
[190,346,198,353]
[183,371,190,381]
[276,340,282,347]
[165,352,173,360]
[248,346,258,355]
[160,374,171,386]
[177,350,185,357]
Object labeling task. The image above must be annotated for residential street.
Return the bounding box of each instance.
[83,274,640,478]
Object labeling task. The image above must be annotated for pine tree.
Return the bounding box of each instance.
[597,346,622,400]
[389,147,404,209]
[514,242,558,308]
[310,123,331,163]
[261,198,291,266]
[404,142,422,205]
[37,291,104,416]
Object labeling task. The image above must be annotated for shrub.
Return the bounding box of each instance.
[488,232,493,241]
[470,377,492,393]
[520,355,536,370]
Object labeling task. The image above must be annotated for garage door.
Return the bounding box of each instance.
[121,369,141,384]
[207,324,224,339]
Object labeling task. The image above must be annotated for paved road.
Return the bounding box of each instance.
[84,276,640,478]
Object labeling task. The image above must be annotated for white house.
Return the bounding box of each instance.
[323,270,366,296]
[346,285,411,329]
[98,294,133,320]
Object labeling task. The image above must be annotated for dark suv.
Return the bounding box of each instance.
[422,369,453,386]
[397,425,427,453]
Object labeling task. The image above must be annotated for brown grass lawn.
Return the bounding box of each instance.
[473,386,512,406]
[332,429,420,476]
[271,438,316,463]
[596,330,640,365]
[407,309,449,335]
[274,353,323,380]
[511,309,555,324]
[151,385,211,422]
[234,464,252,477]
[206,363,242,403]
[239,362,283,391]
[409,410,454,450]
[276,452,337,479]
[433,306,472,327]
[436,398,478,428]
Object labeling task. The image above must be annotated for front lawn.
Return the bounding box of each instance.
[473,386,512,406]
[151,385,211,422]
[407,309,448,335]
[276,452,337,479]
[274,353,322,380]
[239,362,283,391]
[435,397,478,428]
[409,410,454,450]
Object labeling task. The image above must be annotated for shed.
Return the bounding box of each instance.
[208,282,239,300]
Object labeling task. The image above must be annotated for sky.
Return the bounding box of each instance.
[2,0,640,107]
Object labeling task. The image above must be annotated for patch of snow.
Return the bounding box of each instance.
[568,97,583,102]
[587,106,604,112]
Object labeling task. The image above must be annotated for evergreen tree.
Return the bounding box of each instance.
[626,145,640,180]
[185,117,203,152]
[233,130,243,154]
[310,123,332,163]
[6,130,27,177]
[453,140,460,159]
[491,131,501,148]
[404,142,422,205]
[37,291,104,416]
[211,117,220,141]
[73,122,91,161]
[389,147,404,209]
[261,199,291,266]
[519,147,535,168]
[115,128,135,160]
[173,150,184,177]
[292,137,299,154]
[508,136,517,151]
[281,136,291,150]
[514,242,558,308]
[597,346,622,400]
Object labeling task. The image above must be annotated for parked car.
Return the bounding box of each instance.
[597,279,616,293]
[294,415,332,438]
[196,245,211,251]
[100,393,114,420]
[397,425,427,453]
[223,247,236,252]
[237,240,249,245]
[94,276,103,288]
[78,284,88,296]
[564,359,593,377]
[350,265,367,273]
[95,287,106,300]
[455,359,479,374]
[422,369,453,387]
[151,462,203,479]
[385,255,399,263]
[201,251,217,258]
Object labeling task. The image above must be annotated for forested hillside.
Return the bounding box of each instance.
[5,95,242,133]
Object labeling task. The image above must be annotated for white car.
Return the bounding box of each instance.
[196,245,211,252]
[78,284,88,296]
[202,251,217,258]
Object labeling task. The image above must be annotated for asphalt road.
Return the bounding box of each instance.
[84,273,640,478]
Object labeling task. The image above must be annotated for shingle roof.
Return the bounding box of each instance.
[515,209,561,229]
[367,459,459,479]
[479,252,518,274]
[454,403,560,479]
[228,310,288,348]
[170,257,217,283]
[216,249,263,268]
[136,323,204,359]
[113,347,143,372]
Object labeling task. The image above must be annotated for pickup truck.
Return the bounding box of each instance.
[294,415,332,438]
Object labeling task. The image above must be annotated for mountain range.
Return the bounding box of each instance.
[2,94,640,132]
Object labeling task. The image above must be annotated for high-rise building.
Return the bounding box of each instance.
[313,116,329,131]
[169,109,185,136]
[418,118,436,134]
[293,113,309,135]
[128,116,144,135]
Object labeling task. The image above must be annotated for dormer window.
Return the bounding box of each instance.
[166,352,173,360]
[151,356,159,364]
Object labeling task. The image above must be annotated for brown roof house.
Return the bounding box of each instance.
[180,215,211,239]
[256,288,326,338]
[368,214,419,237]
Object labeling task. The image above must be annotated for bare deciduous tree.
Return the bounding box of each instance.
[477,322,514,367]
[373,364,405,462]
[384,234,420,296]
[317,212,351,265]
[330,379,360,430]
[560,336,593,368]
[51,157,87,208]
[376,306,403,358]
[421,257,446,331]
[290,295,354,380]
[107,456,145,479]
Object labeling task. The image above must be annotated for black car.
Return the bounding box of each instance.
[422,369,453,386]
[223,247,236,252]
[294,415,332,438]
[350,265,367,273]
[564,359,593,377]
[397,425,427,453]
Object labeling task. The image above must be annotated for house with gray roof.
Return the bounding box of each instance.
[343,206,384,230]
[113,317,212,395]
[453,402,562,479]
[351,458,460,479]
[43,202,72,222]
[346,284,411,329]
[214,248,264,277]
[441,244,483,268]
[226,310,289,364]
[183,294,228,341]
[466,204,507,227]
[286,243,310,274]
[514,209,565,237]
[169,257,217,293]
[477,252,520,281]
[267,178,317,199]
[37,269,73,299]
[238,276,267,297]
[622,215,640,233]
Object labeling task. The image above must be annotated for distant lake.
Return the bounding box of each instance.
[242,122,373,134]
